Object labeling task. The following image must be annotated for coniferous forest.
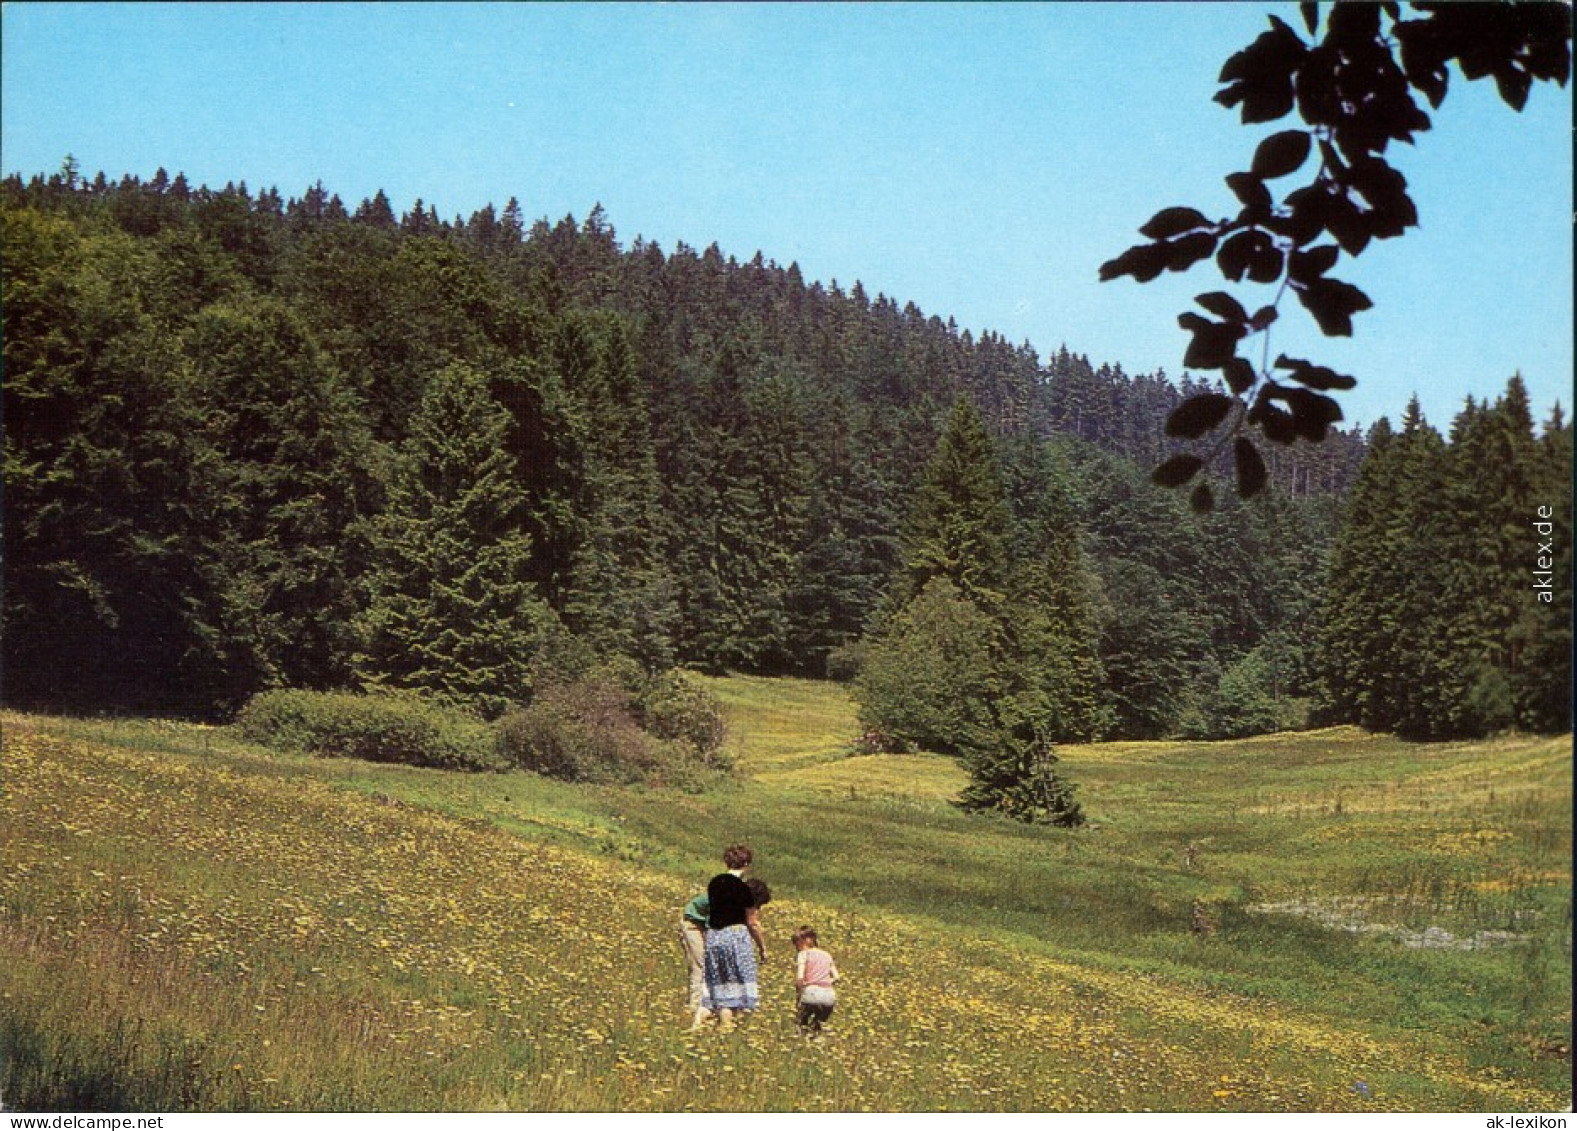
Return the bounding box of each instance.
[3,165,1570,767]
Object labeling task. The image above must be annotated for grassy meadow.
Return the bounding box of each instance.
[1,676,1571,1112]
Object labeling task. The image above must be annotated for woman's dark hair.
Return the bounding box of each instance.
[723,843,753,869]
[745,876,772,907]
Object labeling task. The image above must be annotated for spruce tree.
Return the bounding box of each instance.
[1321,381,1566,738]
[658,348,815,672]
[1426,397,1514,734]
[956,706,1084,826]
[857,398,1086,823]
[900,397,1013,611]
[1318,402,1446,734]
[556,315,680,671]
[1431,377,1562,735]
[1000,436,1106,741]
[788,390,901,675]
[355,362,561,717]
[1519,405,1573,732]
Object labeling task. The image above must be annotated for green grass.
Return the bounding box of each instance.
[1,685,1570,1112]
[692,672,862,774]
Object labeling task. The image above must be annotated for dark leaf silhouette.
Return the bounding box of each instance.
[1099,243,1168,283]
[1396,16,1452,108]
[1251,129,1312,178]
[1196,291,1249,324]
[1246,240,1285,284]
[1178,312,1244,370]
[1289,244,1340,283]
[1165,393,1235,439]
[1225,171,1273,212]
[1140,206,1210,240]
[1101,0,1570,498]
[1275,354,1357,392]
[1234,435,1269,498]
[1348,156,1417,238]
[1223,357,1257,395]
[1217,16,1308,124]
[1152,453,1205,488]
[1495,64,1533,111]
[1217,230,1283,284]
[1290,391,1343,442]
[1190,482,1215,514]
[1294,276,1372,337]
[1164,231,1220,273]
[1325,191,1373,256]
[1278,184,1334,246]
[1249,397,1298,445]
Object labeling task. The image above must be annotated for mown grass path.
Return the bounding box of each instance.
[1,689,1570,1112]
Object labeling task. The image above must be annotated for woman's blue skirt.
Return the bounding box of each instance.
[701,924,759,1012]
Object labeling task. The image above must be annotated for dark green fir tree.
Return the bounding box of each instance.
[355,361,562,717]
[899,396,1014,611]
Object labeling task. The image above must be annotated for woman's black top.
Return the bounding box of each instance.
[706,872,754,929]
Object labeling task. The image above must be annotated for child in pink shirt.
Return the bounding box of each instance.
[792,926,840,1036]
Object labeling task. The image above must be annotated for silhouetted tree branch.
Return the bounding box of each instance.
[1101,0,1570,509]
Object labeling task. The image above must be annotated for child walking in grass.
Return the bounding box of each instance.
[679,891,710,1021]
[792,925,839,1036]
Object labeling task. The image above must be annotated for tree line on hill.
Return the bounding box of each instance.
[2,164,1565,792]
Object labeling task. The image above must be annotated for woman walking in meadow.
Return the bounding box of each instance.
[691,843,768,1031]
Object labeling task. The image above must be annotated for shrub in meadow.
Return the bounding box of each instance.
[495,673,657,783]
[854,578,1001,757]
[235,688,500,771]
[824,640,867,683]
[637,670,729,766]
[495,665,731,788]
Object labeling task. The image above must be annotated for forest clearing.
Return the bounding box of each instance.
[2,676,1569,1113]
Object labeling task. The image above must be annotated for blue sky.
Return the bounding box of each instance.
[3,1,1570,429]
